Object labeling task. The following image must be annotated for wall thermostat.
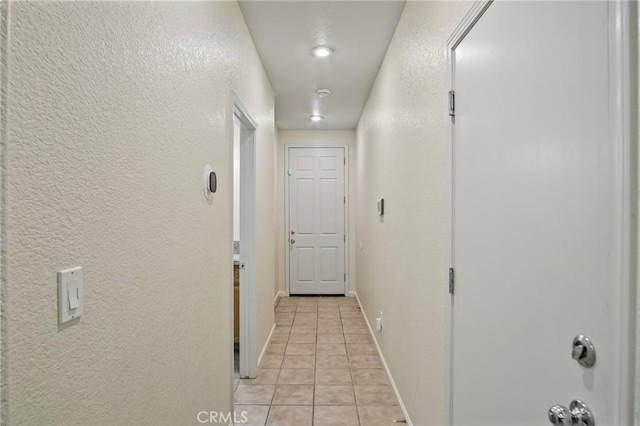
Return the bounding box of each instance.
[209,171,217,193]
[377,198,384,216]
[203,164,217,200]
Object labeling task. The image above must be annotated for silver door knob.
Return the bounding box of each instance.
[548,405,572,425]
[548,400,595,426]
[569,400,595,426]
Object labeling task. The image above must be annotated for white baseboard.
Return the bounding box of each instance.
[274,291,286,307]
[348,291,357,298]
[353,292,413,426]
[257,323,276,368]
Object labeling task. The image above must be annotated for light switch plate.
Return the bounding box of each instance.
[58,266,83,324]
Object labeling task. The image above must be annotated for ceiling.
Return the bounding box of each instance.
[238,1,406,130]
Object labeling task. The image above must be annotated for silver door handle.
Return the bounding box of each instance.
[290,239,296,244]
[548,405,572,426]
[548,400,594,426]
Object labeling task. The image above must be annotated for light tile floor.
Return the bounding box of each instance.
[233,296,404,426]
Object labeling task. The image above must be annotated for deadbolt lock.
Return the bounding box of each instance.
[572,335,596,368]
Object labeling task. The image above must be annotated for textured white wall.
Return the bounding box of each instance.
[4,2,275,424]
[355,2,471,425]
[0,1,5,422]
[635,5,639,424]
[276,131,357,296]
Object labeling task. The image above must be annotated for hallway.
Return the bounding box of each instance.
[233,297,402,426]
[0,1,637,424]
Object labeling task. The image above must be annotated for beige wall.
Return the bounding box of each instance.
[635,3,639,424]
[355,2,471,425]
[276,131,357,296]
[0,1,5,422]
[3,2,275,424]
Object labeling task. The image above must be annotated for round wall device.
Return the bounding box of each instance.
[203,164,215,200]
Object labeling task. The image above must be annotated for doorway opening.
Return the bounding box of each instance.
[231,94,258,391]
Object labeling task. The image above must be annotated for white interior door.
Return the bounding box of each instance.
[288,147,346,295]
[450,1,632,425]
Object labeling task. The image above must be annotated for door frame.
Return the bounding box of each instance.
[229,92,259,389]
[284,144,350,296]
[443,1,637,424]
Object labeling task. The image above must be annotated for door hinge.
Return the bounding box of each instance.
[449,268,455,295]
[344,196,346,204]
[448,90,455,117]
[344,234,346,243]
[344,157,346,165]
[344,272,346,282]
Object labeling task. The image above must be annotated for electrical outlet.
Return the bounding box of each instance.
[375,311,383,332]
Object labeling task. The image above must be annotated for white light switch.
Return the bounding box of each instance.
[68,281,79,310]
[58,266,83,324]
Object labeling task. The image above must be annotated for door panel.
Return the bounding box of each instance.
[320,247,338,282]
[451,2,618,424]
[320,156,337,171]
[289,147,345,295]
[320,179,338,233]
[296,248,314,282]
[297,156,314,171]
[296,179,314,234]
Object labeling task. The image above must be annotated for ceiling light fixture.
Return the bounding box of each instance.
[310,115,324,122]
[311,46,334,58]
[316,89,332,98]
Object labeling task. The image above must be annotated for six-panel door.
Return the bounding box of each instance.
[289,147,346,295]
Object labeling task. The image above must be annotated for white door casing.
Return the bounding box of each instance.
[231,94,258,381]
[288,147,346,295]
[447,1,635,425]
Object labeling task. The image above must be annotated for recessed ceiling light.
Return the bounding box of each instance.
[311,46,333,58]
[310,115,323,122]
[316,89,332,98]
